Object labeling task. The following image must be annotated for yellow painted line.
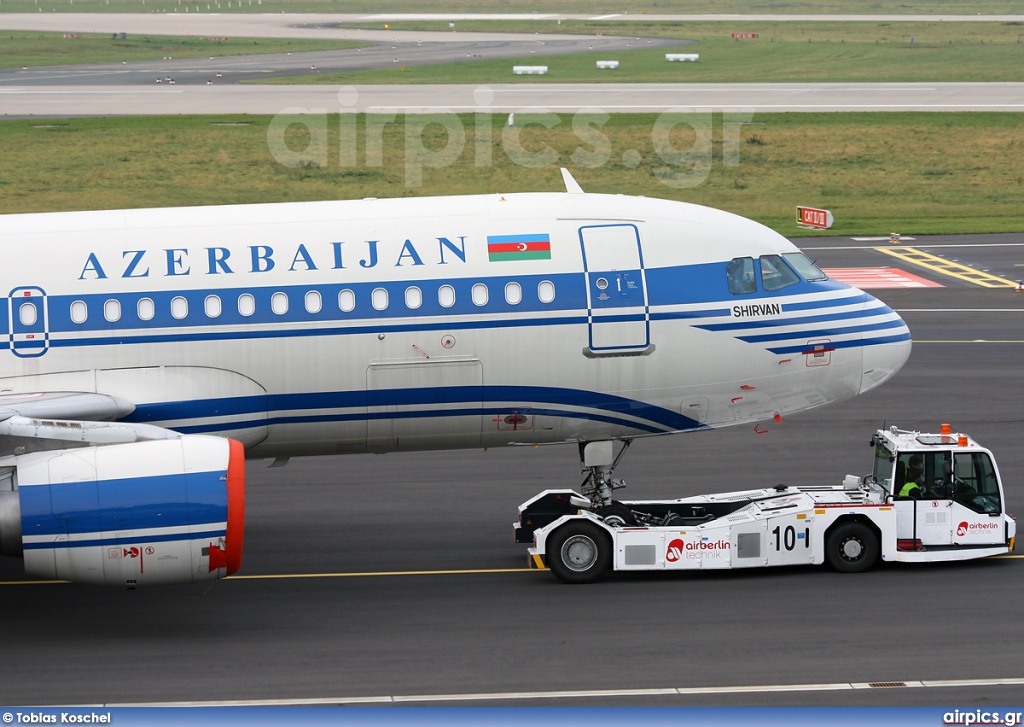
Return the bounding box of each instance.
[7,558,1023,585]
[877,246,1019,288]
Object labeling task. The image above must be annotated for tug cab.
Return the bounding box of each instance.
[874,425,1009,553]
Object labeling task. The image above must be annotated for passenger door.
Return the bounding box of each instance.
[579,225,650,354]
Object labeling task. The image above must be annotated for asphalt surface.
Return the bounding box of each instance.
[0,37,681,87]
[2,233,1023,707]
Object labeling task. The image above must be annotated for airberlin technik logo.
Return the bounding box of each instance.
[666,538,730,562]
[957,521,1000,537]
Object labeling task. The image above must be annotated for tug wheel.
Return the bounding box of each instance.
[547,522,611,584]
[825,521,880,573]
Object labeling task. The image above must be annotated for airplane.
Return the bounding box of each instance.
[0,170,911,586]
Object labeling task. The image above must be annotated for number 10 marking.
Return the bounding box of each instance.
[772,525,810,551]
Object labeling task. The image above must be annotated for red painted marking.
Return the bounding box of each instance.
[208,543,227,571]
[822,267,942,289]
[817,503,889,508]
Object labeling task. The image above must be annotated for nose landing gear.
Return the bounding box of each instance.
[578,439,632,507]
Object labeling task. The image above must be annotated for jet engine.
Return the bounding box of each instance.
[0,435,244,586]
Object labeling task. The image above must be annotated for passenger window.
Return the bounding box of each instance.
[953,452,1002,514]
[205,295,222,318]
[271,292,289,315]
[472,283,489,306]
[537,280,555,304]
[405,287,422,310]
[19,302,37,326]
[338,289,355,313]
[171,296,188,320]
[759,255,800,292]
[506,282,523,305]
[70,301,87,324]
[305,291,322,314]
[783,252,827,282]
[238,293,255,317]
[137,298,155,321]
[103,299,121,322]
[438,285,456,308]
[726,257,756,295]
[371,288,388,311]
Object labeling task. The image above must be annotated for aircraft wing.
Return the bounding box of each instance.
[0,391,135,422]
[0,391,181,456]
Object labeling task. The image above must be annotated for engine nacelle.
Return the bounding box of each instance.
[0,435,244,586]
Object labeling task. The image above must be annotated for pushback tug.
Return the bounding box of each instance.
[515,425,1016,583]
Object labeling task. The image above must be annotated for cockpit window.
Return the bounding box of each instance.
[759,255,801,291]
[783,252,828,282]
[726,257,756,295]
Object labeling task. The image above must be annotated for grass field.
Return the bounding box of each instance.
[255,20,1024,84]
[1,0,1024,14]
[2,112,1022,236]
[0,30,364,68]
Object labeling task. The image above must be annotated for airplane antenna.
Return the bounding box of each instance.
[560,167,584,194]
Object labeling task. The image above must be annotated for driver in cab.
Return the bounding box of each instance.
[898,455,927,498]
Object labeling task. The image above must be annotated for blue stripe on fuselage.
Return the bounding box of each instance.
[122,385,703,435]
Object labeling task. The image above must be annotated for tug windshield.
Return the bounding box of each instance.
[873,446,895,493]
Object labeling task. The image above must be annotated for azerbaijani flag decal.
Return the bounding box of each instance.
[487,233,552,262]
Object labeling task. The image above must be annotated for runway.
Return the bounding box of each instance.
[2,234,1023,707]
[5,82,1024,116]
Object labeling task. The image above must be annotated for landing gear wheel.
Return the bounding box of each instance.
[596,501,636,527]
[825,521,880,573]
[547,521,611,584]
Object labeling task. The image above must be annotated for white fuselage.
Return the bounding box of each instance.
[0,191,911,458]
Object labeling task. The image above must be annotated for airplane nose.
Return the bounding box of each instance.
[859,296,912,394]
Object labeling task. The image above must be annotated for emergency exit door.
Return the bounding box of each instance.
[8,287,49,358]
[579,225,650,354]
